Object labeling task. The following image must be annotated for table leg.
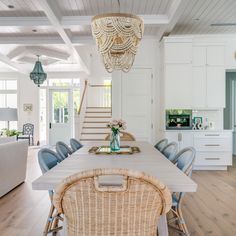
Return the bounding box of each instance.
[158,214,169,236]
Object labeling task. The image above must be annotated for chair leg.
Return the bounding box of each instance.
[176,206,190,236]
[43,203,55,236]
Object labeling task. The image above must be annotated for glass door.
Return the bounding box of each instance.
[49,89,72,145]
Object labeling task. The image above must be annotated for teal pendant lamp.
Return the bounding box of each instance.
[30,55,47,87]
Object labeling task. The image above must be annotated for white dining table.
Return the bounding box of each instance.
[32,141,197,236]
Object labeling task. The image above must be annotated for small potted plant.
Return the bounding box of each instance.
[107,119,126,151]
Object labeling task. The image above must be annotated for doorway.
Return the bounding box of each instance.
[49,89,72,145]
[224,72,236,155]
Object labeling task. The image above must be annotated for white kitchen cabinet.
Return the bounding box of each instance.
[192,44,225,108]
[193,66,207,108]
[165,131,194,150]
[164,130,232,170]
[207,66,225,107]
[165,42,192,64]
[165,64,192,109]
[207,45,225,66]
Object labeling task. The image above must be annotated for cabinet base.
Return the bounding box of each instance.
[193,165,228,170]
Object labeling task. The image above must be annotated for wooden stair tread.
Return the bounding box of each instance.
[84,121,108,123]
[81,132,108,135]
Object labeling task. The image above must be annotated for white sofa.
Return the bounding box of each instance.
[0,140,28,197]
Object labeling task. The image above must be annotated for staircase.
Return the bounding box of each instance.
[80,107,112,141]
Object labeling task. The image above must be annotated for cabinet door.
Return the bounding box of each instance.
[180,132,194,149]
[207,66,225,108]
[165,42,192,64]
[192,66,207,108]
[193,46,206,66]
[207,45,225,66]
[165,64,192,109]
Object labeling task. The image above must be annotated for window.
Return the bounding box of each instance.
[0,80,18,130]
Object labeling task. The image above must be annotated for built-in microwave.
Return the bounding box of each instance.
[166,111,192,130]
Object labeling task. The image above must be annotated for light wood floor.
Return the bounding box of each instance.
[0,148,236,236]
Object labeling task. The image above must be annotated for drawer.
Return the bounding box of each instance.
[194,138,231,152]
[194,152,232,166]
[194,132,232,139]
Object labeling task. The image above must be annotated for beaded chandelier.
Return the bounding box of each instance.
[91,13,144,73]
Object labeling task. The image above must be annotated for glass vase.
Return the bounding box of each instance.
[110,131,120,151]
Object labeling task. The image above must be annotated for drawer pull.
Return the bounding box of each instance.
[205,158,220,160]
[205,134,220,136]
[205,144,220,146]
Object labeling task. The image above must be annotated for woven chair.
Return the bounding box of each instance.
[161,142,178,162]
[53,168,172,236]
[69,138,83,152]
[105,131,136,141]
[38,148,63,235]
[154,138,168,152]
[56,141,73,161]
[168,147,196,236]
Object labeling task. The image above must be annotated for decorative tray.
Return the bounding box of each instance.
[88,145,141,155]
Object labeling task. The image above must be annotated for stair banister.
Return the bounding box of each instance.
[76,80,88,139]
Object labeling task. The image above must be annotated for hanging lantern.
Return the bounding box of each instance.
[30,56,47,87]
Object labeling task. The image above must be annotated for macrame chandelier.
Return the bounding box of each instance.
[30,56,47,87]
[91,13,144,73]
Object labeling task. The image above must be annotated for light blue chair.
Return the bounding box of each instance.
[38,148,63,235]
[161,142,178,162]
[168,147,196,236]
[70,138,83,152]
[154,138,168,152]
[56,141,72,160]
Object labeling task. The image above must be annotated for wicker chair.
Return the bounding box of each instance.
[53,168,172,236]
[69,138,83,152]
[105,131,136,141]
[56,141,73,161]
[161,142,178,162]
[154,138,168,152]
[168,147,196,236]
[38,148,63,235]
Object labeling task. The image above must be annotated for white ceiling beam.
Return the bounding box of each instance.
[157,0,188,40]
[0,17,50,27]
[7,46,27,60]
[61,14,169,26]
[0,36,64,45]
[33,0,89,74]
[26,46,70,61]
[0,14,169,27]
[0,53,29,74]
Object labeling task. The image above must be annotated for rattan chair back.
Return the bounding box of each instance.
[53,168,171,236]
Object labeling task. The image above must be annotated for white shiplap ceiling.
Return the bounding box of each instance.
[171,0,236,35]
[0,0,235,73]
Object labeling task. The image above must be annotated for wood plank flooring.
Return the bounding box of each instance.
[0,148,236,236]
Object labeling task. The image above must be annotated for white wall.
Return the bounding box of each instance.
[18,75,40,144]
[111,38,161,143]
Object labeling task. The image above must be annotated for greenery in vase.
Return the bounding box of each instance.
[107,119,126,134]
[0,128,21,137]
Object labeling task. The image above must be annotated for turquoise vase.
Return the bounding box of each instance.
[110,131,120,151]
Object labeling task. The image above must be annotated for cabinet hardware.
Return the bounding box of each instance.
[178,133,182,142]
[205,144,220,146]
[205,134,220,136]
[205,158,220,160]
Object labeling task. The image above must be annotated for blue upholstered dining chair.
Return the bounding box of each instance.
[70,138,83,152]
[56,141,73,161]
[168,147,196,236]
[38,148,63,235]
[154,138,168,152]
[161,142,178,162]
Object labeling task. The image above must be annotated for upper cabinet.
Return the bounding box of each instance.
[165,42,192,64]
[162,38,226,109]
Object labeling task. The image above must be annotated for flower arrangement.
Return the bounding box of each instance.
[107,119,126,134]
